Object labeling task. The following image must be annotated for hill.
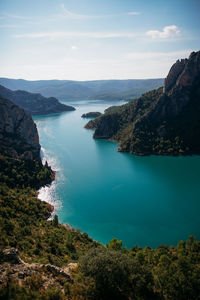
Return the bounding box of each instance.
[0,85,75,115]
[86,51,200,156]
[0,94,200,299]
[0,78,164,101]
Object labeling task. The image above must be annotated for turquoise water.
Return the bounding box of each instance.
[34,101,200,248]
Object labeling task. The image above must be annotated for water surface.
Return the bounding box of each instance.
[34,100,200,248]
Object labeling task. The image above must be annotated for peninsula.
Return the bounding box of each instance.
[85,51,200,156]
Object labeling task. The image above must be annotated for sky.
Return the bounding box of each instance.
[0,0,200,81]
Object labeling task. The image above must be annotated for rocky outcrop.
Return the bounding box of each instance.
[0,84,75,115]
[2,248,25,264]
[0,248,73,292]
[0,97,41,161]
[163,59,186,93]
[86,51,200,155]
[81,112,102,118]
[131,51,200,134]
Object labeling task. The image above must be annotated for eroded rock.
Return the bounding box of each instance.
[0,97,41,161]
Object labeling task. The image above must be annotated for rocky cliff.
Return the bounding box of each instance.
[85,51,200,155]
[0,96,41,160]
[0,85,75,115]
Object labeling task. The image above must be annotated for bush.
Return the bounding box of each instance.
[80,247,153,299]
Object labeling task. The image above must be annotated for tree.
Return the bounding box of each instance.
[106,238,122,250]
[52,215,58,227]
[80,247,153,299]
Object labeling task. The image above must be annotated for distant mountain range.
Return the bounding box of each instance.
[85,51,200,156]
[0,78,164,102]
[0,85,75,115]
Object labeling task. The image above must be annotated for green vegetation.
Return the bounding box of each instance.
[86,80,200,155]
[0,156,100,266]
[0,153,200,299]
[1,51,200,298]
[81,112,102,118]
[0,281,65,300]
[0,77,164,101]
[1,235,200,299]
[0,155,53,189]
[0,84,75,115]
[74,238,200,300]
[85,87,162,147]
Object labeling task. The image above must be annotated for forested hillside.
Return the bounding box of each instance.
[86,51,200,156]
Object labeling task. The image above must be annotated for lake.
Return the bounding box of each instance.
[33,100,200,249]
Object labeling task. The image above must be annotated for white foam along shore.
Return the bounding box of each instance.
[38,147,63,217]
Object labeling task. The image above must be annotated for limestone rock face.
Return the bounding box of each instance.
[0,96,41,161]
[143,50,200,119]
[164,51,200,93]
[163,59,186,93]
[176,52,200,87]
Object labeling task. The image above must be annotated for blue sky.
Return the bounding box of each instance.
[0,0,199,80]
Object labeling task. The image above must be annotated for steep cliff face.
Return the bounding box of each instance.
[0,96,41,161]
[163,59,187,93]
[0,85,75,115]
[86,51,200,155]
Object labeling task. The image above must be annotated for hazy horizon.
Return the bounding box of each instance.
[0,76,165,82]
[0,0,200,80]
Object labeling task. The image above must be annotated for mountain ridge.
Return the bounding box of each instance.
[0,85,75,115]
[1,58,200,299]
[85,50,200,156]
[0,77,164,101]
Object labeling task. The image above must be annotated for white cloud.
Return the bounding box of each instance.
[1,13,30,20]
[2,48,195,81]
[125,50,192,60]
[60,4,103,19]
[1,49,196,81]
[71,45,78,50]
[127,12,141,16]
[0,6,141,28]
[0,56,171,80]
[119,49,195,79]
[60,4,141,19]
[13,31,138,39]
[146,25,180,39]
